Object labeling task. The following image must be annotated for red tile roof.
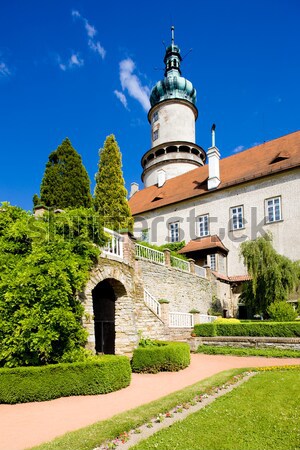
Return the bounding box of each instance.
[178,235,228,254]
[129,131,300,215]
[212,271,252,283]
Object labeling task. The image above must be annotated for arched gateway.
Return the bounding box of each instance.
[81,258,140,355]
[92,278,126,354]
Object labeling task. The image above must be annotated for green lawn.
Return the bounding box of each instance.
[30,369,246,450]
[132,369,300,450]
[196,345,300,358]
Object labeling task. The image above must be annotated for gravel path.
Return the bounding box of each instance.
[0,354,299,450]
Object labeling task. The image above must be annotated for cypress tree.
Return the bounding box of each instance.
[94,134,133,232]
[37,138,92,209]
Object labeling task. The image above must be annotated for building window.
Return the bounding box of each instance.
[265,196,282,223]
[169,222,179,243]
[230,205,244,230]
[141,228,149,242]
[198,214,209,237]
[152,111,159,123]
[153,129,159,141]
[209,254,216,271]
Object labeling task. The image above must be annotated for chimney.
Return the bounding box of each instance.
[207,124,221,190]
[157,169,166,187]
[130,182,139,198]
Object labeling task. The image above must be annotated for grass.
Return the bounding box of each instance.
[29,368,246,450]
[196,345,300,358]
[132,368,300,450]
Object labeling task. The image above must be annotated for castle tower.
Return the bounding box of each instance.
[141,26,206,188]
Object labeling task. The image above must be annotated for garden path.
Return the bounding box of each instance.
[1,354,299,450]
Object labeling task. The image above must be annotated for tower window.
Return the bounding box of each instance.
[153,129,159,141]
[152,111,159,123]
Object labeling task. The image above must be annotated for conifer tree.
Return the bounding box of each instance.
[94,134,133,231]
[37,138,92,209]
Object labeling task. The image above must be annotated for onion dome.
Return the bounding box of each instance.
[150,26,197,108]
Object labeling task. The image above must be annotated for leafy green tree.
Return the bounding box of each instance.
[94,134,133,232]
[37,138,92,209]
[0,203,106,367]
[240,234,300,316]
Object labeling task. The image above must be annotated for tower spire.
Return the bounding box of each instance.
[171,25,175,45]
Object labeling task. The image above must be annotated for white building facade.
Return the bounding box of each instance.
[129,28,300,315]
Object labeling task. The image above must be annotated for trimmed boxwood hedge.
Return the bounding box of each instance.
[193,322,300,338]
[0,355,131,404]
[131,341,190,374]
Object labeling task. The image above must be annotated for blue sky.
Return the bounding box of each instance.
[1,0,299,211]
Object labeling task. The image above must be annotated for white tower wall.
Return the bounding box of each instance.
[150,101,196,148]
[143,160,200,187]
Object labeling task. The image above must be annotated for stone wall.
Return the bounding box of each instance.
[189,336,300,351]
[137,259,212,315]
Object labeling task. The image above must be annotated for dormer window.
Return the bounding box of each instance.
[270,151,290,164]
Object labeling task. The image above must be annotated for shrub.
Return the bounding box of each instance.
[0,355,131,404]
[193,323,216,337]
[267,302,298,322]
[193,322,300,337]
[214,318,241,324]
[132,341,190,373]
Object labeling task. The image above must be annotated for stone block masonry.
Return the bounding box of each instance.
[137,259,212,315]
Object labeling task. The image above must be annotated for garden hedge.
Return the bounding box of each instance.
[131,341,190,374]
[193,322,300,338]
[0,355,131,404]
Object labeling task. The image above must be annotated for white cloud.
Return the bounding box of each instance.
[232,145,244,154]
[88,39,106,59]
[71,10,80,18]
[85,22,96,39]
[72,10,105,58]
[114,90,129,110]
[69,53,84,68]
[0,62,10,77]
[57,53,84,71]
[118,58,150,112]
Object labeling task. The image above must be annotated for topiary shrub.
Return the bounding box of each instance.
[131,341,190,373]
[214,318,241,324]
[0,355,131,404]
[193,322,300,337]
[193,323,216,337]
[267,301,298,322]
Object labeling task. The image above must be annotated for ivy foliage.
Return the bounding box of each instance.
[94,135,133,232]
[240,234,300,316]
[36,138,92,209]
[0,203,106,368]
